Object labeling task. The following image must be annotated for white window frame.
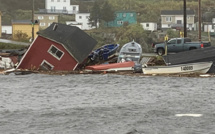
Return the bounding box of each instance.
[123,13,126,17]
[130,13,133,17]
[166,17,172,22]
[40,23,46,26]
[38,16,44,20]
[187,16,190,20]
[48,45,64,60]
[40,60,54,70]
[117,21,123,25]
[212,18,215,23]
[63,7,67,11]
[73,6,76,11]
[49,16,55,20]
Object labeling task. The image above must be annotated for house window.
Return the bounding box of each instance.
[130,13,133,17]
[40,60,54,71]
[64,0,66,2]
[38,16,44,20]
[146,23,149,27]
[212,18,215,23]
[51,6,56,12]
[166,17,172,22]
[117,14,120,17]
[40,23,46,26]
[73,6,76,11]
[48,23,51,26]
[117,21,123,25]
[51,0,54,2]
[187,16,190,20]
[48,45,64,60]
[57,0,60,2]
[123,13,126,17]
[79,16,82,19]
[49,16,55,20]
[63,7,67,11]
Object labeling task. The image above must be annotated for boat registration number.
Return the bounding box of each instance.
[181,66,193,71]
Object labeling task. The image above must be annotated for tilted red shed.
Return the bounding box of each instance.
[17,23,97,71]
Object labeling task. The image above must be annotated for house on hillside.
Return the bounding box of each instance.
[140,22,157,32]
[34,13,59,30]
[203,18,215,35]
[39,0,79,14]
[0,11,2,38]
[106,11,137,27]
[66,12,95,30]
[17,23,97,71]
[160,10,195,31]
[12,20,39,40]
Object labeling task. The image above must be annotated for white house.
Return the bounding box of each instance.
[66,13,95,30]
[43,0,79,14]
[140,22,157,31]
[2,25,12,35]
[203,18,215,33]
[161,10,195,30]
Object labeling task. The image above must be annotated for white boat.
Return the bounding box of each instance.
[142,61,213,75]
[117,40,142,63]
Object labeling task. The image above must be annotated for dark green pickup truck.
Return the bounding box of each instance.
[152,38,211,55]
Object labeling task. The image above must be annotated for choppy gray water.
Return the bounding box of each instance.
[0,74,215,134]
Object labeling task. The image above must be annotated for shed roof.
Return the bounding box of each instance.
[163,47,215,65]
[161,10,195,15]
[37,23,97,63]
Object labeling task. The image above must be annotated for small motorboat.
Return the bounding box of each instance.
[117,40,142,63]
[142,61,213,75]
[88,44,119,61]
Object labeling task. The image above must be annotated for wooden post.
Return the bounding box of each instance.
[183,0,187,37]
[32,0,35,42]
[164,35,168,55]
[198,0,201,41]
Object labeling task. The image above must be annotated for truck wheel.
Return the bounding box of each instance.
[157,48,165,56]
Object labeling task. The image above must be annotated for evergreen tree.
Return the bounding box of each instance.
[100,1,115,26]
[89,1,101,29]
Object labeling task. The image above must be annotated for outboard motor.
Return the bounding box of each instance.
[133,63,143,73]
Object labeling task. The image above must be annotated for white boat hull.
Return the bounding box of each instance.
[142,62,213,75]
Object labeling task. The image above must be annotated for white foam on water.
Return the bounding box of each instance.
[175,114,203,117]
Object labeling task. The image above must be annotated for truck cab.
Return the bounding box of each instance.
[166,38,191,52]
[153,38,210,56]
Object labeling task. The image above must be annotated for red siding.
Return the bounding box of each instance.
[18,36,78,71]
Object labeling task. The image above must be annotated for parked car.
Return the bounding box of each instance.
[152,38,211,55]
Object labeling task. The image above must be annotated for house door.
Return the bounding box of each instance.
[177,20,182,24]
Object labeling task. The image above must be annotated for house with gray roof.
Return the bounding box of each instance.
[17,23,97,71]
[161,10,195,31]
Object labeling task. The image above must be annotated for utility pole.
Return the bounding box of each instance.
[183,0,187,37]
[32,0,35,42]
[198,0,201,41]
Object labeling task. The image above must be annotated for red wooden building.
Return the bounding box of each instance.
[17,23,97,71]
